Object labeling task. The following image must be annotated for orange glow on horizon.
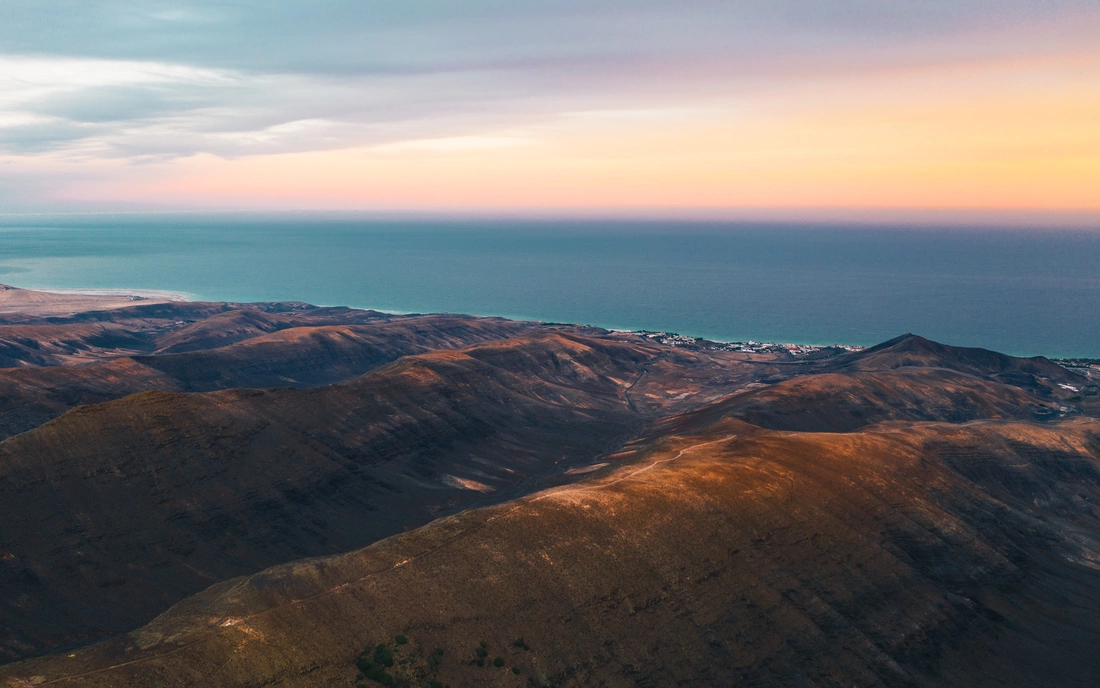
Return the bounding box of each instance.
[41,52,1100,215]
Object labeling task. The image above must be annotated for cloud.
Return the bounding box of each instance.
[0,55,243,155]
[4,1,1095,71]
[0,0,1097,209]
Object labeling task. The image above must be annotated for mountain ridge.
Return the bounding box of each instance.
[5,415,1097,686]
[0,291,1096,684]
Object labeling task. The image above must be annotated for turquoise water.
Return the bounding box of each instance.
[0,215,1097,357]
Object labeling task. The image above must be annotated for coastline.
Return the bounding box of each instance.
[0,283,186,317]
[2,283,871,361]
[5,285,1095,374]
[32,287,192,302]
[2,221,1098,358]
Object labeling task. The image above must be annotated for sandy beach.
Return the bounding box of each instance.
[0,284,188,317]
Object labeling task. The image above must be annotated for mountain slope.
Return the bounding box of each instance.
[0,333,655,662]
[0,315,538,440]
[133,316,537,391]
[709,367,1061,432]
[150,309,295,353]
[0,323,159,367]
[836,333,1083,385]
[6,416,1097,687]
[0,311,1097,682]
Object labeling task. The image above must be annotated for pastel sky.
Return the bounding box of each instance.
[2,1,1098,218]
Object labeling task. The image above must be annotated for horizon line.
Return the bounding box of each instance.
[2,206,1099,229]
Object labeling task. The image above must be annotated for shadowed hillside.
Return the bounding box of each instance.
[0,333,664,661]
[0,314,539,440]
[132,317,539,391]
[5,416,1096,687]
[151,309,303,353]
[0,323,156,367]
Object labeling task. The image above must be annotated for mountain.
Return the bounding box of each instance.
[130,317,539,391]
[1,329,790,663]
[151,309,312,353]
[4,415,1097,687]
[0,333,655,661]
[709,367,1062,432]
[0,312,539,441]
[834,333,1084,387]
[0,322,156,367]
[0,291,1097,684]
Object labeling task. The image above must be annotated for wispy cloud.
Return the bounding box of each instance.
[0,1,1097,211]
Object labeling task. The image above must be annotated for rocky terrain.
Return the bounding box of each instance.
[0,285,1097,686]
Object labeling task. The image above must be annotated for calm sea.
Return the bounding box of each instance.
[0,215,1097,357]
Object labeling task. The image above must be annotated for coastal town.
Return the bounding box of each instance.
[628,330,1100,379]
[1052,358,1100,381]
[626,330,865,356]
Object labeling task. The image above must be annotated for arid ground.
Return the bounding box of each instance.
[0,285,1096,687]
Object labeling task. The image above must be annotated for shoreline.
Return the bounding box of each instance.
[32,287,192,302]
[5,284,1093,368]
[9,283,865,352]
[0,283,184,317]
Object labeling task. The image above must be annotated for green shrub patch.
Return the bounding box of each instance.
[349,635,462,687]
[373,645,395,667]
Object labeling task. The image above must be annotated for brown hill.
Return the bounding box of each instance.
[150,306,403,353]
[0,323,158,367]
[5,416,1096,687]
[132,317,538,391]
[836,333,1083,387]
[0,302,1096,684]
[0,299,404,367]
[0,326,832,664]
[0,315,539,441]
[151,309,296,353]
[0,333,660,662]
[0,358,178,441]
[705,367,1062,432]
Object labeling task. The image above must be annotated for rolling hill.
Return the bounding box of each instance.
[4,415,1097,686]
[0,291,1097,685]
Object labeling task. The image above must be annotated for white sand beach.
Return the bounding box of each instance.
[0,284,189,316]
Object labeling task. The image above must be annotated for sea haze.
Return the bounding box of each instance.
[0,214,1097,357]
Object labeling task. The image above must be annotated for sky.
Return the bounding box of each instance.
[1,1,1098,219]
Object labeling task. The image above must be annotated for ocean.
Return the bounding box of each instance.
[0,214,1097,358]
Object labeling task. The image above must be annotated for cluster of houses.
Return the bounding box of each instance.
[632,331,703,348]
[711,340,864,356]
[1055,360,1100,380]
[629,331,864,357]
